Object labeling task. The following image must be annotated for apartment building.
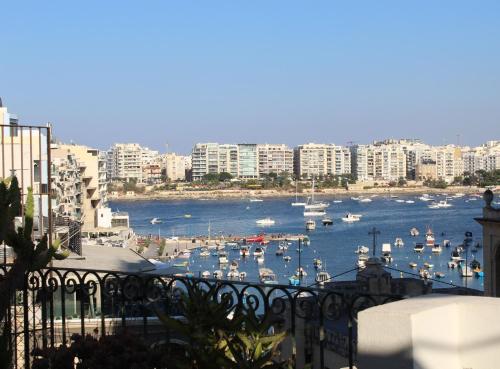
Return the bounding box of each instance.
[415,145,464,183]
[258,144,293,176]
[462,141,500,174]
[191,143,219,181]
[162,153,188,181]
[108,143,143,181]
[351,143,406,182]
[294,143,351,178]
[218,144,239,177]
[237,144,259,179]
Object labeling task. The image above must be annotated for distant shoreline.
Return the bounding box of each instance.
[108,185,484,202]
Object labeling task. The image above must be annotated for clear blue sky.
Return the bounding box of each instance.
[1,1,499,153]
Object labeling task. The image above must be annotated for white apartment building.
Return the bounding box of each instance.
[415,145,464,183]
[162,153,188,181]
[294,143,351,178]
[258,144,294,176]
[351,143,406,182]
[218,144,239,177]
[108,143,159,182]
[462,141,500,174]
[238,144,259,179]
[191,143,219,181]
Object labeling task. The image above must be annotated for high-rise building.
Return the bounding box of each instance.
[191,143,219,181]
[258,144,294,176]
[294,143,351,178]
[218,144,239,177]
[351,143,406,182]
[462,141,500,174]
[162,153,188,181]
[415,145,464,183]
[237,144,258,179]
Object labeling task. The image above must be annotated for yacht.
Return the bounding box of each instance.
[306,219,316,231]
[410,227,420,237]
[218,251,228,264]
[428,199,452,209]
[304,179,329,210]
[304,209,326,217]
[315,271,331,285]
[322,217,333,226]
[394,238,404,247]
[414,243,425,253]
[256,217,275,226]
[355,245,369,254]
[425,228,435,247]
[291,181,307,206]
[432,244,442,254]
[259,268,278,284]
[342,213,361,223]
[213,270,223,279]
[380,243,393,263]
[253,247,264,257]
[150,217,162,224]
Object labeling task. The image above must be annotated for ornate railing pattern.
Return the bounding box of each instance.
[1,266,403,369]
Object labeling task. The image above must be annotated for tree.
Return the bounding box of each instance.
[0,177,68,368]
[219,172,233,182]
[203,173,220,183]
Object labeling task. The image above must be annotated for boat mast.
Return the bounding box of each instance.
[298,238,302,278]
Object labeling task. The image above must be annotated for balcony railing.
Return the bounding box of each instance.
[1,265,404,369]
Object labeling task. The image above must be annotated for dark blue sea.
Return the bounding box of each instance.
[109,193,484,290]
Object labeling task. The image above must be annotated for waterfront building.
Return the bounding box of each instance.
[237,143,259,179]
[294,143,351,178]
[462,140,500,174]
[191,143,219,181]
[415,145,464,183]
[218,144,239,177]
[108,143,143,182]
[257,144,294,177]
[351,143,406,182]
[162,153,188,181]
[142,163,162,184]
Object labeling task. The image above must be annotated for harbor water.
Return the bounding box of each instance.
[109,193,484,290]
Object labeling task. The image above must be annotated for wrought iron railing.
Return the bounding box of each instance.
[1,265,404,369]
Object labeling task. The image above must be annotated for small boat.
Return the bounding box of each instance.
[256,255,265,264]
[150,217,162,224]
[322,217,333,226]
[302,236,311,246]
[351,197,360,201]
[313,258,323,269]
[358,197,372,203]
[218,252,229,264]
[184,214,192,218]
[213,270,223,279]
[443,239,451,248]
[291,182,307,206]
[448,261,457,269]
[201,271,211,278]
[227,270,239,279]
[410,227,420,237]
[283,255,292,262]
[259,268,278,284]
[303,209,326,217]
[435,272,445,278]
[239,271,247,280]
[428,199,452,209]
[304,179,329,210]
[395,199,405,203]
[414,243,425,253]
[451,249,461,261]
[342,213,361,223]
[249,198,263,202]
[240,245,251,257]
[355,245,369,254]
[253,247,264,257]
[178,250,191,259]
[405,200,415,204]
[419,194,433,202]
[295,267,307,277]
[425,228,435,247]
[333,200,343,203]
[357,254,369,269]
[200,250,210,257]
[256,217,275,226]
[419,268,430,279]
[275,248,284,256]
[380,243,393,263]
[315,271,331,285]
[394,238,404,247]
[432,244,442,254]
[226,241,239,248]
[409,261,417,268]
[423,262,434,269]
[229,260,239,271]
[173,261,189,268]
[460,265,473,277]
[306,219,316,231]
[289,275,300,286]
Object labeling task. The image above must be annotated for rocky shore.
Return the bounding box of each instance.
[108,185,484,202]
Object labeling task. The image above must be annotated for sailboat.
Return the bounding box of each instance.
[291,181,306,206]
[304,178,329,210]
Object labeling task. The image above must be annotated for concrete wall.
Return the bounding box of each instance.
[358,294,500,369]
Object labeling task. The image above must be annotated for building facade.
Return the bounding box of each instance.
[294,143,351,179]
[162,153,187,181]
[257,144,293,177]
[351,143,407,182]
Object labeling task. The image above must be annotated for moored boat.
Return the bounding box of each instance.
[306,219,316,231]
[342,213,361,223]
[259,268,278,284]
[410,227,419,237]
[315,271,331,285]
[394,238,404,247]
[256,217,275,226]
[322,217,333,226]
[414,243,425,253]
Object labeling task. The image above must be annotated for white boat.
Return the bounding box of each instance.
[315,271,331,285]
[414,243,424,253]
[306,219,316,231]
[240,245,251,257]
[283,255,292,262]
[451,249,461,261]
[423,262,434,269]
[428,199,452,209]
[380,243,393,263]
[304,209,326,217]
[259,268,278,284]
[419,268,430,279]
[333,200,343,203]
[239,271,247,280]
[355,245,369,254]
[256,255,265,264]
[460,265,473,277]
[342,213,361,223]
[409,262,417,268]
[178,250,191,259]
[358,197,372,203]
[419,194,433,202]
[227,270,239,279]
[322,217,333,226]
[291,181,307,206]
[313,258,322,269]
[425,228,435,247]
[304,179,329,210]
[249,198,263,202]
[410,227,419,237]
[253,247,264,257]
[150,217,162,224]
[357,254,369,269]
[395,199,405,203]
[432,244,442,254]
[201,271,211,278]
[256,217,275,226]
[405,200,415,204]
[394,238,404,247]
[351,197,360,201]
[213,270,223,279]
[295,267,307,277]
[229,260,239,271]
[218,252,228,264]
[200,250,210,257]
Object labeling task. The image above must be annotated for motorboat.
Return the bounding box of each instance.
[443,239,451,248]
[405,200,415,204]
[256,217,275,226]
[239,271,247,280]
[313,258,323,269]
[460,265,473,277]
[333,200,343,203]
[200,250,210,257]
[173,261,189,268]
[240,245,250,257]
[355,245,369,254]
[306,219,316,231]
[380,243,393,263]
[342,213,361,223]
[229,260,239,271]
[226,241,239,248]
[394,238,404,247]
[435,272,445,278]
[358,197,372,203]
[249,198,263,202]
[423,262,434,269]
[315,271,331,285]
[414,243,425,253]
[428,199,452,209]
[395,199,405,203]
[409,261,417,268]
[451,249,461,261]
[351,197,360,201]
[256,255,265,264]
[275,248,284,256]
[283,255,292,262]
[419,194,433,202]
[410,227,420,237]
[419,268,430,279]
[304,209,326,217]
[184,214,192,218]
[288,275,300,286]
[213,270,223,279]
[295,267,307,277]
[218,252,228,264]
[227,270,239,279]
[322,217,333,226]
[259,268,278,284]
[246,235,265,243]
[150,217,162,224]
[178,250,191,259]
[201,271,211,278]
[425,228,435,247]
[303,236,311,246]
[357,254,369,269]
[432,244,442,254]
[253,247,264,257]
